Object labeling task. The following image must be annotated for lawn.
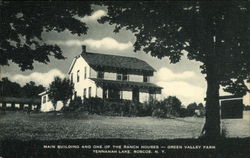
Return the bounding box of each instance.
[0,111,249,142]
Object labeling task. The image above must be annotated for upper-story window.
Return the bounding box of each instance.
[77,70,80,82]
[97,71,104,79]
[117,73,129,81]
[123,74,128,81]
[117,73,122,80]
[143,75,150,83]
[84,67,87,79]
[71,73,73,82]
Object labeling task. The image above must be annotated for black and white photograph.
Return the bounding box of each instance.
[0,1,250,158]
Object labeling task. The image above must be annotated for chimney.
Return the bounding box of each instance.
[82,45,86,54]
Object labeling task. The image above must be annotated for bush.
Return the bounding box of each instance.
[152,108,166,118]
[83,97,104,114]
[66,96,184,118]
[62,96,83,112]
[80,98,142,116]
[69,96,83,108]
[137,102,153,116]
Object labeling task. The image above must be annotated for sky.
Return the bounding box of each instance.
[1,5,249,106]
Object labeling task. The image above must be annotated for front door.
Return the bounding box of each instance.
[132,88,139,102]
[108,88,120,100]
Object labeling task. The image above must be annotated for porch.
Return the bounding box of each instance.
[90,78,162,102]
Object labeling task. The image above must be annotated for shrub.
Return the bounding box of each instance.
[152,108,166,118]
[83,97,104,114]
[138,101,154,116]
[71,96,184,118]
[61,96,83,112]
[69,96,83,109]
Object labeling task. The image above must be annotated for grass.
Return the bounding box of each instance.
[0,111,250,142]
[0,111,205,142]
[0,111,250,158]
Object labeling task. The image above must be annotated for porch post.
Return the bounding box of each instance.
[11,103,15,111]
[20,103,24,110]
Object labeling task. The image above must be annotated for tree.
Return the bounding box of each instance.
[60,77,74,107]
[100,1,250,137]
[0,1,93,71]
[48,76,73,111]
[0,78,45,98]
[0,77,22,97]
[22,81,45,98]
[187,102,198,116]
[163,96,182,116]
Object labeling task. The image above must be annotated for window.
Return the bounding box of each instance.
[123,74,128,81]
[149,90,156,101]
[103,87,108,99]
[84,67,87,79]
[77,70,80,82]
[42,96,46,104]
[88,87,92,98]
[143,75,150,82]
[117,73,129,81]
[47,96,51,102]
[117,73,122,80]
[108,88,120,100]
[97,71,104,79]
[83,88,86,98]
[71,73,73,82]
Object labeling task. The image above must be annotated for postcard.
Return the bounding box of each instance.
[0,1,249,158]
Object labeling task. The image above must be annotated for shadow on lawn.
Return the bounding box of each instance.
[1,138,250,158]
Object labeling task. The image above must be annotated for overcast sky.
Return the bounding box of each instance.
[2,5,249,106]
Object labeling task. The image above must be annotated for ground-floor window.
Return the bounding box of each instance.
[89,87,92,98]
[42,96,46,104]
[83,88,86,98]
[15,104,20,108]
[149,90,156,101]
[103,87,108,99]
[108,88,120,100]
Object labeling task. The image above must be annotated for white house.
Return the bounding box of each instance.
[68,46,162,102]
[39,46,162,111]
[39,90,64,112]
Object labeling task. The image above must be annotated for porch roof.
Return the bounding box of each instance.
[90,78,162,90]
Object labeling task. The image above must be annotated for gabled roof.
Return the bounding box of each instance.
[81,52,156,72]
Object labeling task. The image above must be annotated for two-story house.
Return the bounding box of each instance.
[39,46,162,111]
[68,46,162,102]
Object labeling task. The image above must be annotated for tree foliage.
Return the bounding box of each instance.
[100,1,250,95]
[48,76,74,110]
[0,77,45,98]
[0,1,93,71]
[22,81,45,98]
[100,1,250,137]
[162,96,182,115]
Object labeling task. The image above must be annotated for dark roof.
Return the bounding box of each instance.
[81,52,155,72]
[90,78,162,91]
[0,97,41,104]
